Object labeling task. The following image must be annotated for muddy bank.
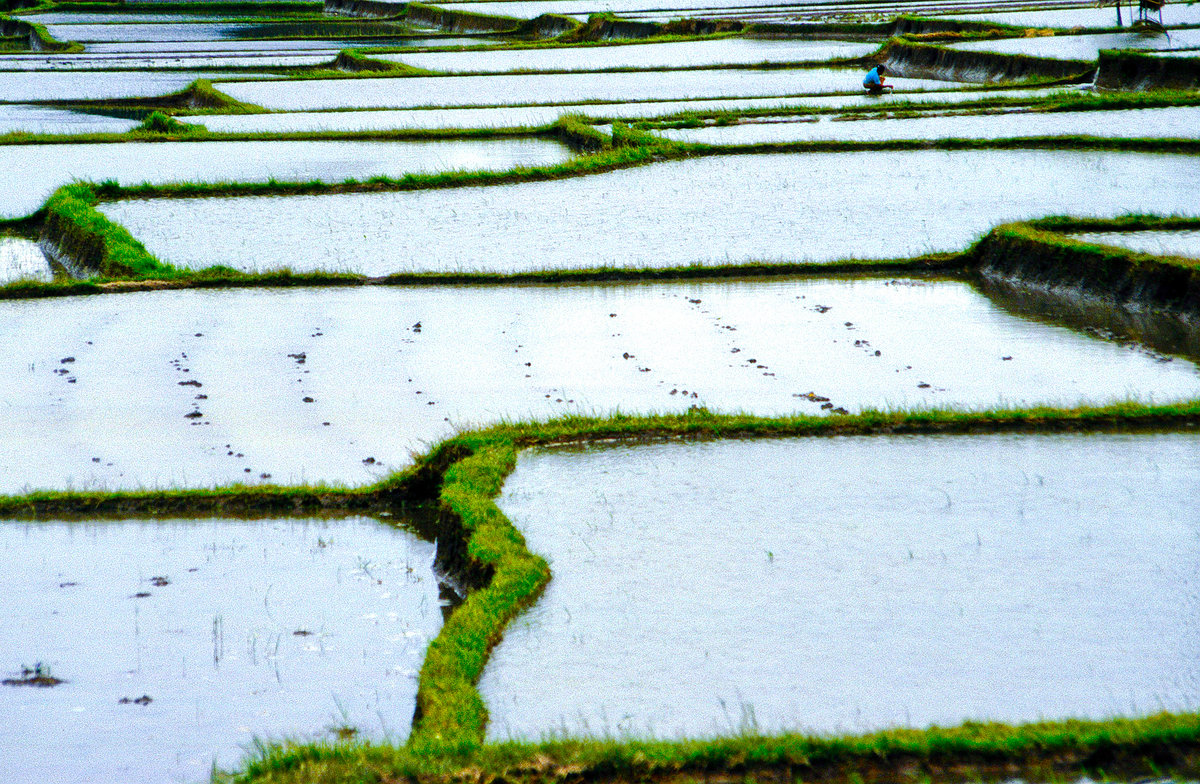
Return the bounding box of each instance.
[972,223,1200,322]
[978,273,1200,360]
[1095,49,1200,90]
[404,2,521,34]
[881,40,1094,83]
[560,16,743,41]
[323,0,406,18]
[0,17,67,52]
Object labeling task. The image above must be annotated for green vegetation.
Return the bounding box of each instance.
[410,441,550,754]
[970,215,1200,317]
[132,111,202,135]
[0,13,82,52]
[41,183,172,278]
[55,79,267,117]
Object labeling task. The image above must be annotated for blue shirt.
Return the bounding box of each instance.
[864,67,882,87]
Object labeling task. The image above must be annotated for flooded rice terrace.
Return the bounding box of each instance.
[4,0,1200,775]
[1,281,1198,492]
[191,87,1066,132]
[1068,230,1200,259]
[482,434,1200,738]
[0,515,442,784]
[215,69,954,110]
[102,150,1200,273]
[0,138,572,219]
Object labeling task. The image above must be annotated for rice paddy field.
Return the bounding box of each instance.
[3,0,1200,782]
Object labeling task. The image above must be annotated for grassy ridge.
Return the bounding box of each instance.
[410,441,551,755]
[41,183,172,277]
[226,711,1200,784]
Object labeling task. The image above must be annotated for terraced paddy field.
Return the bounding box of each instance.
[654,105,1200,143]
[0,515,442,784]
[0,69,272,100]
[4,280,1199,492]
[483,433,1200,738]
[0,103,135,133]
[1067,229,1200,258]
[5,0,1200,781]
[191,87,1065,130]
[101,150,1200,273]
[0,138,572,219]
[949,29,1200,60]
[216,69,956,110]
[380,37,878,71]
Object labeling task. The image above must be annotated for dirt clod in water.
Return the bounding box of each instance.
[4,664,64,688]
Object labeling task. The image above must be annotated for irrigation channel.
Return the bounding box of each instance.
[1,0,1200,782]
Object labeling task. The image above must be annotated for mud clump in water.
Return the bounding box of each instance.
[3,664,64,688]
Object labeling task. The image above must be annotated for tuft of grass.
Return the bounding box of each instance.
[132,111,200,136]
[40,183,173,278]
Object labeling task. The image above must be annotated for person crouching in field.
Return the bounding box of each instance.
[863,63,893,94]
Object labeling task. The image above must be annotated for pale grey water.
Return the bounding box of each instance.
[0,516,441,784]
[480,433,1200,738]
[83,37,479,53]
[940,2,1200,28]
[190,88,1064,132]
[42,22,286,42]
[656,106,1200,144]
[100,150,1200,274]
[950,29,1200,59]
[0,70,271,101]
[0,280,1197,493]
[0,138,572,218]
[385,38,877,73]
[215,69,956,110]
[0,104,136,134]
[0,52,335,70]
[0,237,51,282]
[1069,229,1200,258]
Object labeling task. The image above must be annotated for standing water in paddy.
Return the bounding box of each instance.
[100,150,1200,274]
[481,434,1200,738]
[0,281,1198,494]
[0,516,443,784]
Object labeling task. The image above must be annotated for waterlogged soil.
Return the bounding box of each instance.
[1069,229,1200,258]
[950,29,1200,59]
[190,88,1064,132]
[1,138,572,218]
[2,281,1199,492]
[0,237,51,283]
[0,104,137,134]
[215,69,955,110]
[0,516,441,784]
[656,105,1200,144]
[384,38,877,73]
[102,150,1200,273]
[0,70,271,101]
[480,433,1200,739]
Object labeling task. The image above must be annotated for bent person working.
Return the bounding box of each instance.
[863,64,894,93]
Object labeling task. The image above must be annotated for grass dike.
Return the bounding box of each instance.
[970,215,1200,320]
[878,38,1095,83]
